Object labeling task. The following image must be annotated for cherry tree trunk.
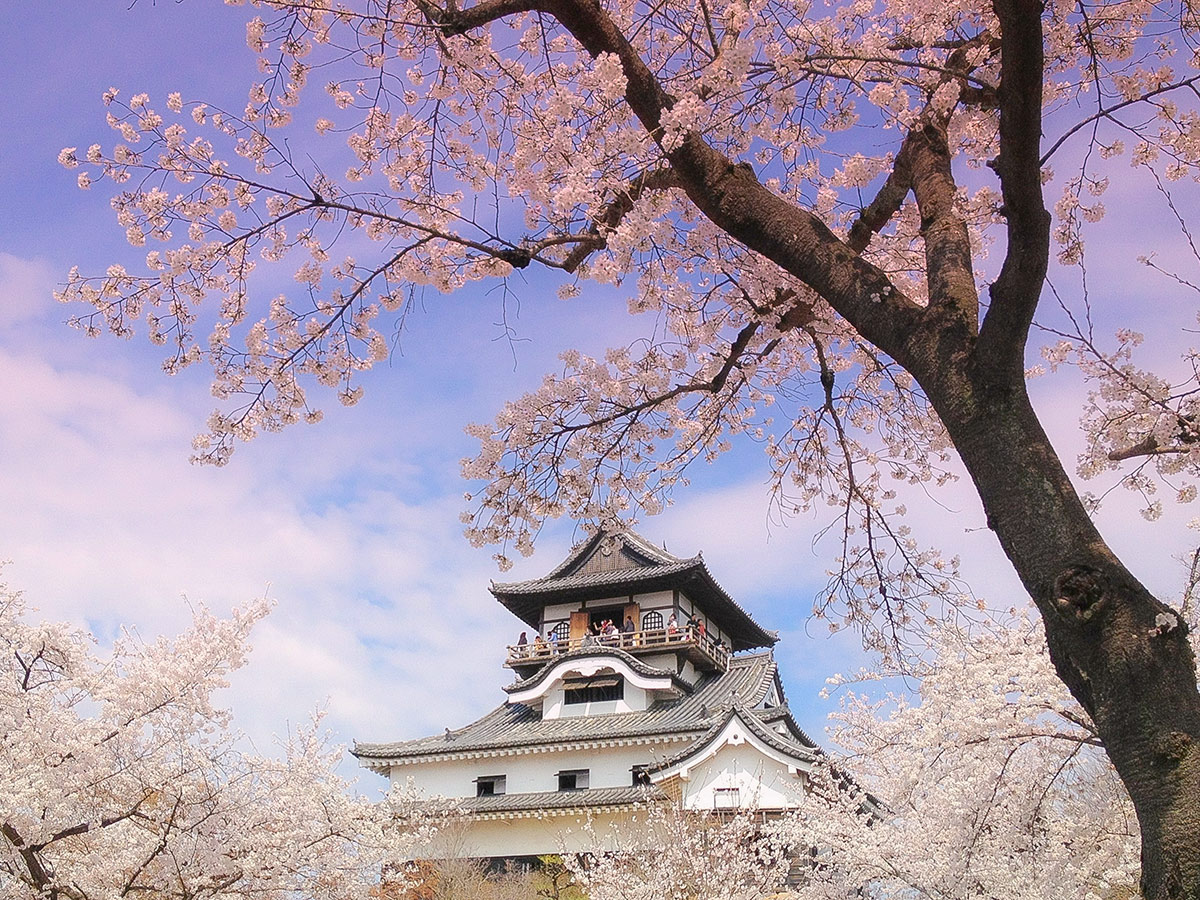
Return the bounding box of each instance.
[930,369,1200,900]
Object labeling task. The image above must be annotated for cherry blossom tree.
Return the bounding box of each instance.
[574,612,1157,900]
[56,0,1200,893]
[564,803,793,900]
[0,581,428,900]
[788,613,1153,899]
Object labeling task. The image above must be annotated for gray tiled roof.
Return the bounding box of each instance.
[497,558,704,597]
[758,706,820,750]
[354,650,803,763]
[502,646,694,695]
[458,785,665,814]
[490,530,777,651]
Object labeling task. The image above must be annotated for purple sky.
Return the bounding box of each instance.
[2,2,1197,785]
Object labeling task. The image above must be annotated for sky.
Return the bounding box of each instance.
[2,1,1198,789]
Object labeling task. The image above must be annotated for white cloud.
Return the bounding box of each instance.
[0,256,547,777]
[0,253,58,327]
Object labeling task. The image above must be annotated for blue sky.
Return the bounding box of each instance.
[2,1,1198,787]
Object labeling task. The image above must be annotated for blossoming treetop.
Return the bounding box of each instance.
[58,0,1200,894]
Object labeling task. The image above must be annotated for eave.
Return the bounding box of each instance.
[492,557,777,651]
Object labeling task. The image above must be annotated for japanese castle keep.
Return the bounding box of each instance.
[353,529,823,857]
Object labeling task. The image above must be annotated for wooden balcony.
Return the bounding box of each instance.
[504,626,731,673]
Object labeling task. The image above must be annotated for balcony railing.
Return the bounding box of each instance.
[504,626,731,671]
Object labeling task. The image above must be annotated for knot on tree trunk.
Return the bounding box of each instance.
[1153,730,1194,769]
[1053,564,1109,623]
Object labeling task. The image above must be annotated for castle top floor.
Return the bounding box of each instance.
[492,530,776,675]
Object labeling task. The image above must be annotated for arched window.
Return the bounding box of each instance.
[641,610,664,631]
[551,621,570,643]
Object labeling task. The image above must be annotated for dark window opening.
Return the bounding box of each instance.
[550,621,570,642]
[475,775,506,797]
[588,607,625,631]
[631,765,651,786]
[564,675,624,705]
[557,769,589,791]
[641,610,664,631]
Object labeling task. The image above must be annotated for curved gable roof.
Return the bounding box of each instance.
[646,702,821,776]
[501,646,693,696]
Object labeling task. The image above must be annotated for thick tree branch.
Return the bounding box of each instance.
[846,143,913,255]
[1107,415,1200,461]
[975,0,1052,380]
[560,1,924,350]
[420,0,541,34]
[438,0,924,364]
[560,168,681,272]
[907,116,979,326]
[2,822,52,893]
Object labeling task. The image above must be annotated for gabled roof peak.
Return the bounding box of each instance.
[545,528,689,580]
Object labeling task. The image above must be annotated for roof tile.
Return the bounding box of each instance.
[354,650,813,763]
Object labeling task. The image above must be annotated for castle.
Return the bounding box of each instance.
[353,529,822,857]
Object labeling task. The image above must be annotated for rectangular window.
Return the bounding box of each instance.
[557,769,589,791]
[563,675,624,705]
[631,765,650,787]
[713,787,741,810]
[475,775,506,797]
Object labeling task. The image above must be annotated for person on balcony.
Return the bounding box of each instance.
[622,615,637,648]
[516,632,529,657]
[667,613,679,635]
[533,633,547,655]
[601,619,619,646]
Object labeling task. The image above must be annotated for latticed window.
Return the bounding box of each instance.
[641,610,664,631]
[551,621,570,642]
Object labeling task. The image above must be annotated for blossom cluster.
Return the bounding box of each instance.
[0,581,433,899]
[567,803,793,900]
[1036,322,1200,521]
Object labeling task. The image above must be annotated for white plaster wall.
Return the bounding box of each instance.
[539,602,577,636]
[512,657,679,719]
[632,589,674,612]
[678,743,808,811]
[640,651,676,671]
[544,681,652,719]
[389,740,691,799]
[421,809,639,858]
